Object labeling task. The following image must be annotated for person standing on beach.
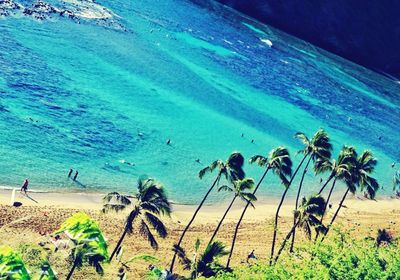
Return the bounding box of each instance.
[73,170,79,181]
[68,168,73,178]
[20,179,29,193]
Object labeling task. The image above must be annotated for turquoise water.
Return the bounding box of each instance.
[0,0,399,203]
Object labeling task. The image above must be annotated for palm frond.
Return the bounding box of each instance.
[102,204,127,213]
[218,185,233,192]
[172,244,191,270]
[249,155,268,167]
[139,219,158,250]
[125,208,139,234]
[295,132,310,147]
[102,192,131,212]
[145,212,167,238]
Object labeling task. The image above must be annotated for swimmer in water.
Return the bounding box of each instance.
[73,171,79,181]
[166,139,171,145]
[68,168,73,178]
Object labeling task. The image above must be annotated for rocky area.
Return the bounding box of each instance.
[0,0,126,31]
[212,0,400,80]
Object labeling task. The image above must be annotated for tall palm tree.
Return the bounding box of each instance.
[208,178,256,245]
[313,146,355,241]
[274,195,326,263]
[289,129,332,252]
[226,147,292,268]
[103,176,171,261]
[321,149,379,241]
[170,152,245,272]
[54,212,109,280]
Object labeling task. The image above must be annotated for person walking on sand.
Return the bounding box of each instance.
[73,170,79,181]
[68,168,73,178]
[20,178,29,193]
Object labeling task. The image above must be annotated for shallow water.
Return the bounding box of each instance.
[0,0,399,203]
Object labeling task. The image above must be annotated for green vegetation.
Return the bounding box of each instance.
[54,212,108,280]
[0,246,31,279]
[211,229,400,280]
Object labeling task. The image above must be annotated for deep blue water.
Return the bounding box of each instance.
[0,0,399,203]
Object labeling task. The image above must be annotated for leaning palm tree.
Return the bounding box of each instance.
[208,178,256,245]
[289,129,332,252]
[313,146,356,241]
[321,149,379,241]
[226,147,292,268]
[54,212,109,280]
[170,152,245,272]
[274,195,327,263]
[103,176,171,261]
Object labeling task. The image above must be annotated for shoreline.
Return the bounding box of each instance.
[1,188,400,224]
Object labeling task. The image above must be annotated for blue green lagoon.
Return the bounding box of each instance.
[0,0,399,203]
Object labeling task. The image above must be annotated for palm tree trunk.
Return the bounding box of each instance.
[225,167,270,268]
[269,154,307,265]
[320,187,350,243]
[289,155,312,252]
[318,173,334,195]
[208,195,238,246]
[274,219,300,264]
[314,178,337,241]
[110,226,129,261]
[170,174,220,273]
[66,259,79,280]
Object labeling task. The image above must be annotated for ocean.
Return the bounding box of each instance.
[0,0,399,203]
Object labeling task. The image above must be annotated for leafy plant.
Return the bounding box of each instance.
[54,212,108,280]
[0,246,30,280]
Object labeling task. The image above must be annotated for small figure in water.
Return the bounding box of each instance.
[391,162,396,168]
[68,168,73,178]
[246,249,257,263]
[20,178,29,193]
[251,139,254,143]
[241,133,244,137]
[195,159,201,164]
[73,171,79,181]
[166,139,171,145]
[320,178,323,184]
[379,136,382,140]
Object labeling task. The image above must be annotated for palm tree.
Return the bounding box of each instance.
[103,176,171,261]
[174,241,228,278]
[274,195,326,263]
[313,146,356,241]
[226,146,292,268]
[208,178,256,245]
[170,152,245,272]
[321,149,379,241]
[54,212,109,280]
[289,129,332,252]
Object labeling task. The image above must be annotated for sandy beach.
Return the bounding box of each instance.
[1,188,400,278]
